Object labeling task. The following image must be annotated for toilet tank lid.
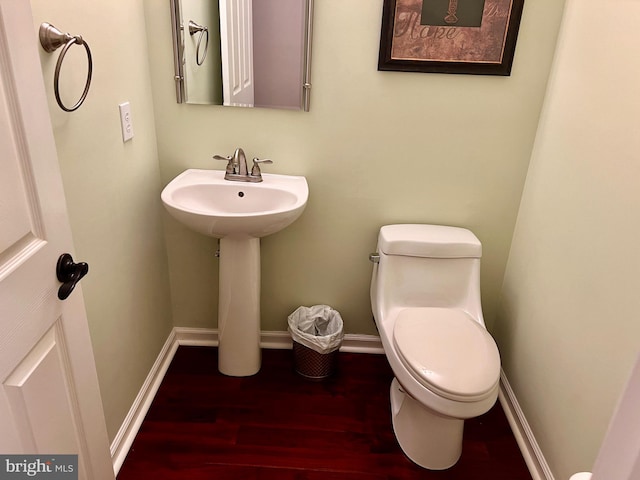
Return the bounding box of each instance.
[378,224,481,258]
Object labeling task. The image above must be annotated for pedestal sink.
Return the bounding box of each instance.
[161,169,309,376]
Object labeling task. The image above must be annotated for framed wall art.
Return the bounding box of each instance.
[378,0,525,76]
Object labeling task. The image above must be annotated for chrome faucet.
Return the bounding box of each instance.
[213,147,273,182]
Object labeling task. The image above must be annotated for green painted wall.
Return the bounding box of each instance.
[495,0,640,477]
[144,0,566,335]
[30,0,173,441]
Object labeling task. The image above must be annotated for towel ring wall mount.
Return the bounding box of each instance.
[188,20,209,66]
[39,23,93,112]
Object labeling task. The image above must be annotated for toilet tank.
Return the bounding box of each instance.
[371,225,484,323]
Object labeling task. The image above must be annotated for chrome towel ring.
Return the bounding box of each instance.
[39,23,93,112]
[188,20,209,66]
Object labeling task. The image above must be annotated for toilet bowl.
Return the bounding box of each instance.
[370,224,501,470]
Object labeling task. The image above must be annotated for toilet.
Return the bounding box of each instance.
[370,224,501,470]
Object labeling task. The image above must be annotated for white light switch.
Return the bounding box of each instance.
[119,102,134,142]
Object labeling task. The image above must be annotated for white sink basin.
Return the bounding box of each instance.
[161,169,308,238]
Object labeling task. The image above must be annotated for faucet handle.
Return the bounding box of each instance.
[213,153,235,174]
[251,157,273,177]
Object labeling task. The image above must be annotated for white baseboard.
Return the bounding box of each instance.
[174,327,384,354]
[110,328,179,474]
[499,370,555,480]
[111,327,383,474]
[173,326,218,346]
[340,333,384,354]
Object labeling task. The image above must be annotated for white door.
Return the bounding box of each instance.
[0,1,114,479]
[589,350,640,480]
[219,0,255,107]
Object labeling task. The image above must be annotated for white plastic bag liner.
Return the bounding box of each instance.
[288,305,344,354]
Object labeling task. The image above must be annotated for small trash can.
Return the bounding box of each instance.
[288,305,344,380]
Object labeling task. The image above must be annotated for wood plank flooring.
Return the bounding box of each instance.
[117,346,532,480]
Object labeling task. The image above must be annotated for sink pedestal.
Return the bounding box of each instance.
[161,169,309,377]
[217,236,261,376]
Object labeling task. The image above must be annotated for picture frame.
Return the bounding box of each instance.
[378,0,525,76]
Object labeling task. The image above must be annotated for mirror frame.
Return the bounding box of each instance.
[170,0,314,111]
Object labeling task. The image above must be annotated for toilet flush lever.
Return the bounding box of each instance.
[369,253,380,263]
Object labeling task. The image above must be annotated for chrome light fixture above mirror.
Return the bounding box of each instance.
[170,0,313,111]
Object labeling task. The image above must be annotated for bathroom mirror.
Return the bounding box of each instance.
[170,0,313,111]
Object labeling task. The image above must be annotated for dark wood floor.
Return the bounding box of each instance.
[117,346,532,480]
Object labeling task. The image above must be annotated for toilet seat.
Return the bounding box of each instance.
[393,308,500,402]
